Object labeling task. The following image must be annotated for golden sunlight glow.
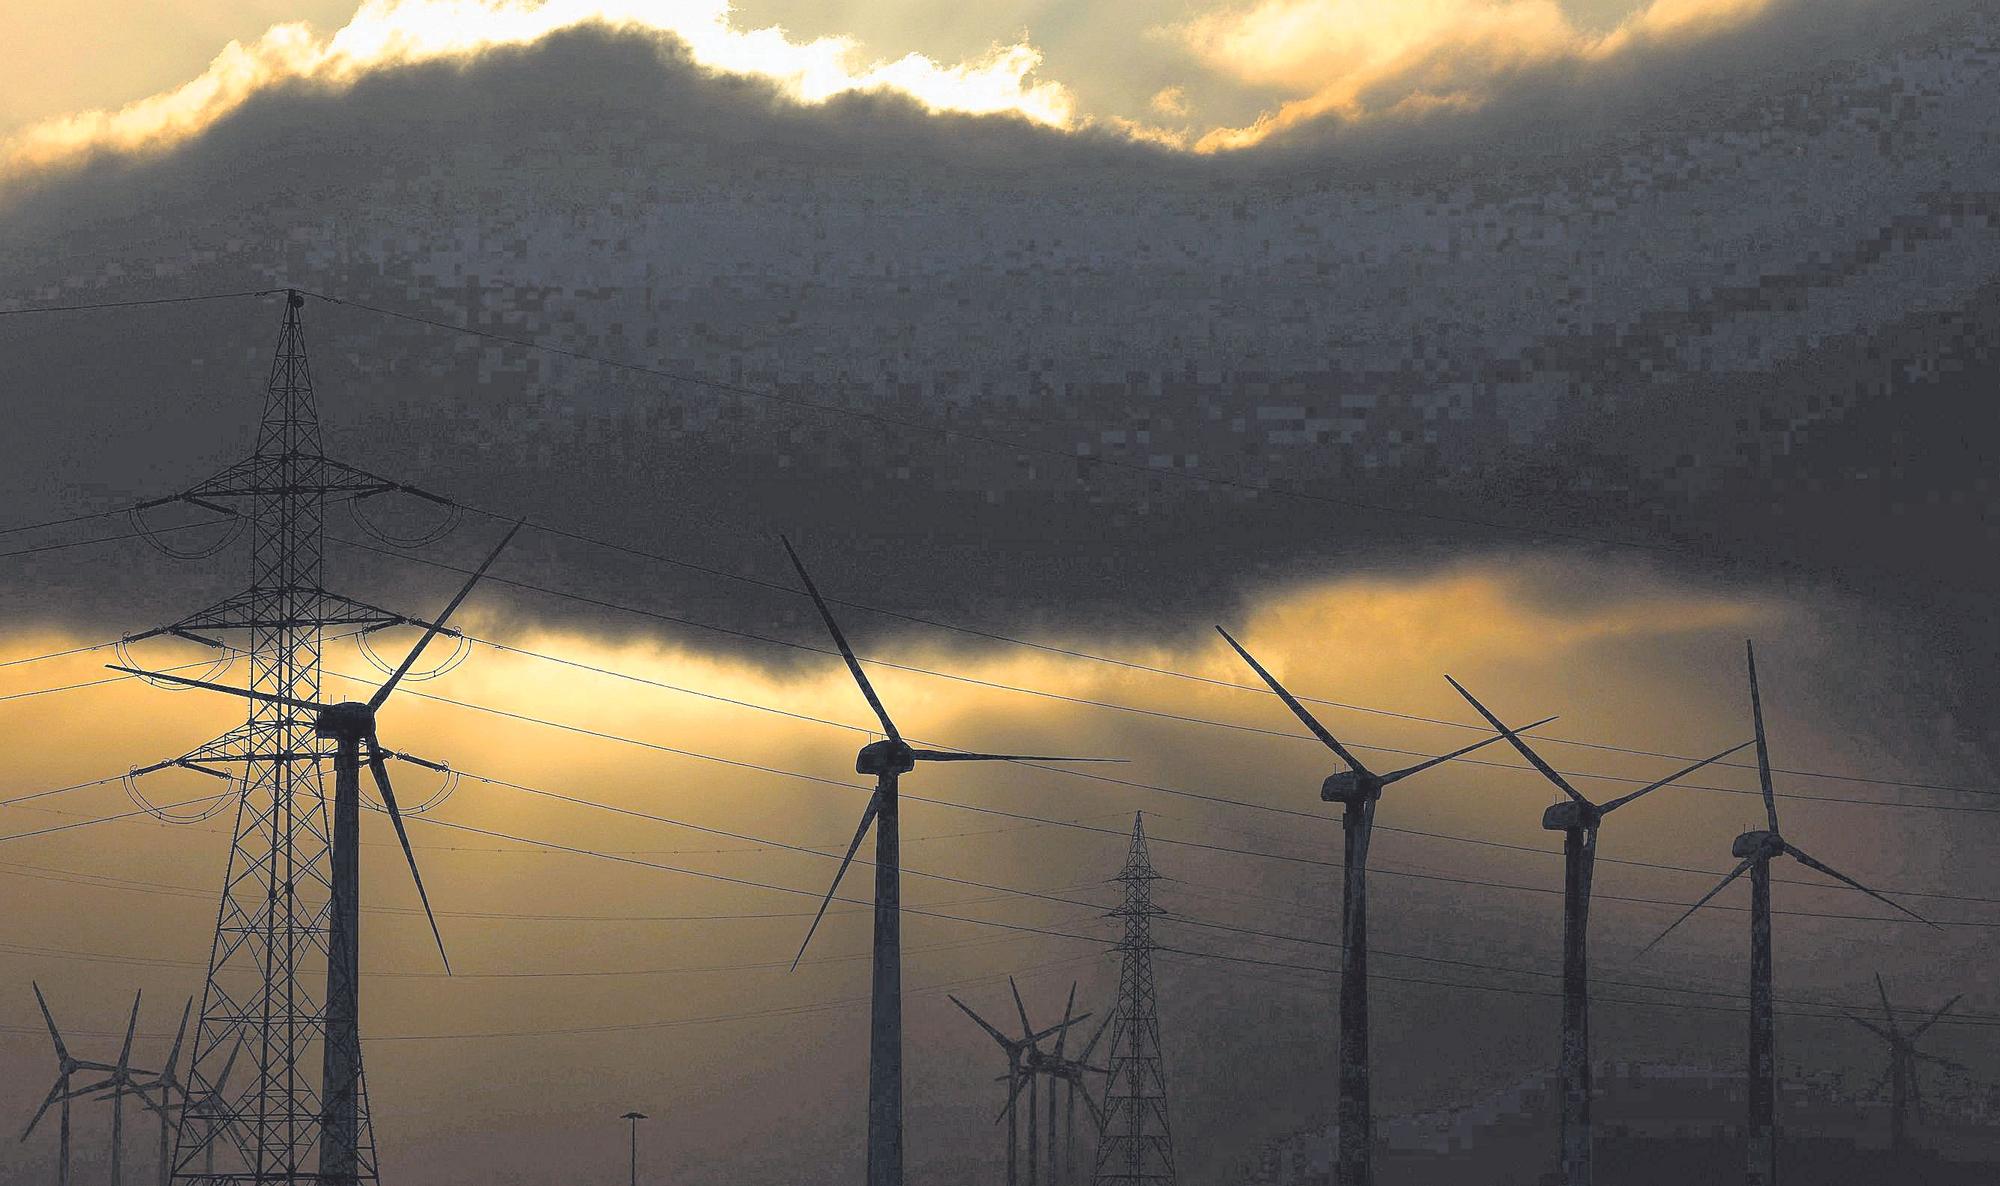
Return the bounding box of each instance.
[1177,0,1778,151]
[1,0,1076,174]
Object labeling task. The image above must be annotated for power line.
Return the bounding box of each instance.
[325,533,1997,815]
[0,288,278,318]
[444,500,1986,800]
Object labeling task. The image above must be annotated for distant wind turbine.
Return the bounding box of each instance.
[1644,641,1934,1186]
[1446,675,1749,1186]
[951,981,1081,1186]
[21,982,119,1186]
[1216,627,1550,1186]
[1849,973,1966,1156]
[782,537,1120,1186]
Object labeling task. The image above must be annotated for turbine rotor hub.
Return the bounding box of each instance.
[314,701,376,742]
[856,738,916,776]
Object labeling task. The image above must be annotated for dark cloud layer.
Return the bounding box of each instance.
[0,4,1995,764]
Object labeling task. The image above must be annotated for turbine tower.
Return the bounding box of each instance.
[21,983,120,1186]
[1645,641,1933,1186]
[1216,629,1546,1186]
[780,538,1118,1186]
[1092,814,1175,1186]
[113,522,515,1186]
[1848,974,1966,1155]
[1446,676,1749,1186]
[950,982,1079,1186]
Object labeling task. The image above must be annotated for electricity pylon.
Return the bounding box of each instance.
[1849,974,1966,1156]
[1092,815,1175,1186]
[119,291,449,1186]
[1446,676,1749,1186]
[1645,641,1933,1186]
[116,521,512,1185]
[779,538,1119,1186]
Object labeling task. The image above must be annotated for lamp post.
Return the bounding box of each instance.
[621,1112,649,1186]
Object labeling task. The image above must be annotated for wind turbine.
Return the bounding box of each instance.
[21,982,119,1186]
[1048,996,1111,1186]
[1848,974,1966,1155]
[951,980,1083,1186]
[130,999,193,1186]
[1445,675,1750,1186]
[1216,627,1551,1186]
[71,992,149,1186]
[1644,640,1933,1186]
[178,1038,246,1178]
[110,520,521,1184]
[781,538,1119,1186]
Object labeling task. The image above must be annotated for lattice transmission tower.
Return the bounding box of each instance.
[1092,813,1176,1186]
[126,291,429,1186]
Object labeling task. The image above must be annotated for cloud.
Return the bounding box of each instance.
[1,0,1077,173]
[1170,0,1783,149]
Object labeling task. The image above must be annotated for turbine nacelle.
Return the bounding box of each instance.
[1732,829,1786,860]
[313,702,376,742]
[856,738,918,776]
[1320,769,1379,804]
[1541,799,1602,831]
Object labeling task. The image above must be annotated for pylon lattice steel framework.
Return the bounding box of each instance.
[1091,814,1176,1186]
[133,293,416,1186]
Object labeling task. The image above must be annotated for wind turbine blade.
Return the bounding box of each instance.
[996,1068,1031,1123]
[1440,676,1585,801]
[1377,714,1561,787]
[1010,977,1038,1050]
[162,998,192,1082]
[1909,995,1962,1040]
[908,750,1124,763]
[1915,1050,1975,1075]
[104,666,325,713]
[950,996,1014,1050]
[370,519,522,709]
[1746,640,1779,833]
[366,734,450,971]
[21,1080,65,1141]
[1053,984,1078,1060]
[789,787,881,970]
[1082,1088,1110,1131]
[1215,626,1370,775]
[1026,1014,1088,1046]
[1875,972,1897,1030]
[1597,741,1756,815]
[1782,845,1934,928]
[32,982,68,1063]
[780,536,900,741]
[1641,855,1756,955]
[1845,1013,1893,1043]
[214,1037,245,1091]
[116,991,141,1072]
[1078,1010,1113,1062]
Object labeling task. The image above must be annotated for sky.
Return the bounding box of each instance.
[0,2,1997,1184]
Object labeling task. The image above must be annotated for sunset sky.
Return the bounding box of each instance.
[1,1,1995,1184]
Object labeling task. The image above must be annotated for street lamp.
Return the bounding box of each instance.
[620,1112,649,1186]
